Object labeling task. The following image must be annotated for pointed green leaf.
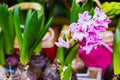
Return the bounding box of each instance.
[113,18,120,75]
[64,43,79,66]
[34,12,45,52]
[56,47,65,65]
[70,0,81,23]
[21,11,40,64]
[81,0,95,12]
[0,4,13,54]
[89,7,94,16]
[37,11,45,33]
[30,17,53,53]
[62,64,73,80]
[0,31,5,65]
[14,5,22,51]
[9,11,15,43]
[34,42,42,53]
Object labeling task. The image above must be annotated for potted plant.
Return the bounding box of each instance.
[11,3,53,79]
[43,0,111,80]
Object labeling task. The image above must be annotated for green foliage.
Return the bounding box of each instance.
[0,4,15,65]
[0,31,5,65]
[0,4,15,54]
[62,64,73,80]
[101,2,120,18]
[113,17,120,75]
[14,6,22,51]
[56,47,65,65]
[58,43,79,80]
[70,0,81,23]
[64,43,79,66]
[14,5,53,64]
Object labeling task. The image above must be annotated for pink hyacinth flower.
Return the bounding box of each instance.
[55,36,70,48]
[81,31,102,54]
[69,7,111,54]
[93,7,111,32]
[78,11,92,32]
[69,23,88,42]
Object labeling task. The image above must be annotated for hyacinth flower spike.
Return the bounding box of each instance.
[55,5,111,80]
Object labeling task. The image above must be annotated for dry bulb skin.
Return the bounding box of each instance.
[0,66,8,79]
[43,60,77,80]
[30,54,52,70]
[13,63,42,80]
[43,63,60,80]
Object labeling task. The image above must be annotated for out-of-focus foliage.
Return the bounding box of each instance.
[101,2,120,18]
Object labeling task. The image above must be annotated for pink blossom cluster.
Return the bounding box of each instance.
[55,7,111,54]
[69,7,111,54]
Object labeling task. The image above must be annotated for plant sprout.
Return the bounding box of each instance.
[14,5,53,64]
[0,4,15,65]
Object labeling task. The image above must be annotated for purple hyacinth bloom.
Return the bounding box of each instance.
[69,7,111,54]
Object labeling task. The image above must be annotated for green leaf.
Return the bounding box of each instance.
[81,0,95,12]
[14,5,22,51]
[0,4,13,54]
[56,47,65,65]
[64,43,79,66]
[13,4,52,64]
[21,11,40,64]
[34,13,44,53]
[89,7,95,16]
[34,42,42,53]
[37,11,45,33]
[117,18,120,29]
[30,17,53,54]
[113,18,120,75]
[9,11,15,43]
[70,0,81,23]
[81,1,87,12]
[62,64,73,80]
[0,31,5,65]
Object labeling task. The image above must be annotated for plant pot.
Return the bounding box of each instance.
[42,27,59,60]
[76,67,102,80]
